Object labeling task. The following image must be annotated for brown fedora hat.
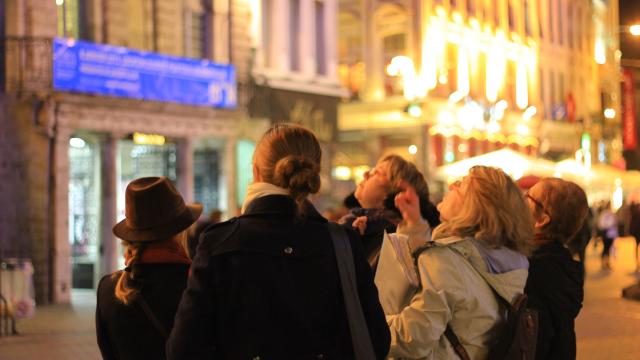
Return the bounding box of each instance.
[112,177,202,242]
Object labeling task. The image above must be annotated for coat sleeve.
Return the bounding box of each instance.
[95,276,117,360]
[166,238,218,359]
[348,229,392,359]
[386,248,465,359]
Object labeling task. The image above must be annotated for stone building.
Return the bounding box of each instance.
[335,0,622,190]
[0,0,262,304]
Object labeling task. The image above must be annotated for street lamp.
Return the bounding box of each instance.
[629,24,640,36]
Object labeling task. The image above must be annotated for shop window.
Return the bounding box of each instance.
[236,140,256,208]
[56,0,87,39]
[68,135,101,289]
[194,148,221,215]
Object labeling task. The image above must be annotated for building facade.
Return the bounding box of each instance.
[0,0,264,304]
[336,0,621,190]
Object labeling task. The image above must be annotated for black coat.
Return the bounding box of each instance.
[166,195,390,359]
[524,241,584,360]
[96,263,190,360]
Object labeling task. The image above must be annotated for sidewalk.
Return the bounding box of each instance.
[576,236,640,360]
[0,290,100,360]
[0,238,639,360]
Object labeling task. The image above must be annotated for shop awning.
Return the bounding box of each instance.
[434,148,557,183]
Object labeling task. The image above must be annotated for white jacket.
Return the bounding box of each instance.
[377,228,528,360]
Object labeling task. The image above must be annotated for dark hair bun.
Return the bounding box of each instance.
[274,155,321,196]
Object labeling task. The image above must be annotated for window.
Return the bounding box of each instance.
[184,2,209,59]
[557,0,563,45]
[538,0,544,39]
[549,0,554,43]
[57,0,86,39]
[466,0,475,16]
[290,0,300,71]
[508,1,515,31]
[315,1,326,75]
[524,0,532,37]
[262,0,272,67]
[126,0,155,51]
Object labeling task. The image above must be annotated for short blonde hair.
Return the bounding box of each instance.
[380,155,429,200]
[433,166,534,255]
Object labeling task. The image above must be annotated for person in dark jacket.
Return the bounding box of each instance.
[524,178,589,360]
[166,124,390,359]
[339,154,440,272]
[96,176,202,360]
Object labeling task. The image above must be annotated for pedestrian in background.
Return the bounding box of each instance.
[187,208,222,258]
[167,124,390,359]
[96,177,201,360]
[629,200,640,272]
[381,166,533,359]
[339,154,440,272]
[597,201,618,270]
[524,178,588,360]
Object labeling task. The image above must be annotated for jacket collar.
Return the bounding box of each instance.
[242,194,326,222]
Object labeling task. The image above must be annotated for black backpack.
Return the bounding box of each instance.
[445,292,538,360]
[414,243,539,360]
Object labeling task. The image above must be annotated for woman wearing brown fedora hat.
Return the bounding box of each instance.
[95,176,202,360]
[167,124,390,359]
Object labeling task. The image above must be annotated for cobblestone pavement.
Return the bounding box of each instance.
[1,238,639,360]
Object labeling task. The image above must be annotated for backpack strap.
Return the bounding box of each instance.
[136,295,169,339]
[327,222,377,360]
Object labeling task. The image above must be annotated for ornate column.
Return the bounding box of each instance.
[52,126,72,303]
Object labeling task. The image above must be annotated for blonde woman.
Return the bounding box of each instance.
[382,166,534,359]
[96,177,201,360]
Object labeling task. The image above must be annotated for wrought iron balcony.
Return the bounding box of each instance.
[1,36,52,94]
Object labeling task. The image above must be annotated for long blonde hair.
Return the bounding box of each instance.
[432,166,534,255]
[112,231,189,305]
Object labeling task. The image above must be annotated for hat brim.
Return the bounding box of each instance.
[112,203,203,242]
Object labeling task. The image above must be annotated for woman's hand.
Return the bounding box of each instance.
[352,216,368,235]
[394,180,423,228]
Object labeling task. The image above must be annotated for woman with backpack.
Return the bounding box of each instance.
[524,178,588,359]
[379,166,534,359]
[96,176,202,360]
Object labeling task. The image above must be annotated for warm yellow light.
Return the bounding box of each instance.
[612,181,624,211]
[516,124,530,136]
[449,91,465,103]
[352,166,370,184]
[630,25,640,36]
[133,132,166,145]
[457,48,470,96]
[604,108,616,119]
[516,63,528,109]
[56,0,64,5]
[332,166,352,180]
[522,106,537,121]
[408,145,418,155]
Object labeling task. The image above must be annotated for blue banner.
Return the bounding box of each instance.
[52,37,236,109]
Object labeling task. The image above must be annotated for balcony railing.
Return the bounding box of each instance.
[1,37,52,93]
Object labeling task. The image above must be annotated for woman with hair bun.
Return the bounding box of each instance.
[167,124,390,359]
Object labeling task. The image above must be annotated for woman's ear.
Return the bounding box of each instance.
[534,214,551,229]
[252,164,261,182]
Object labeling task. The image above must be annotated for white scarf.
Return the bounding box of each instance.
[241,182,290,214]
